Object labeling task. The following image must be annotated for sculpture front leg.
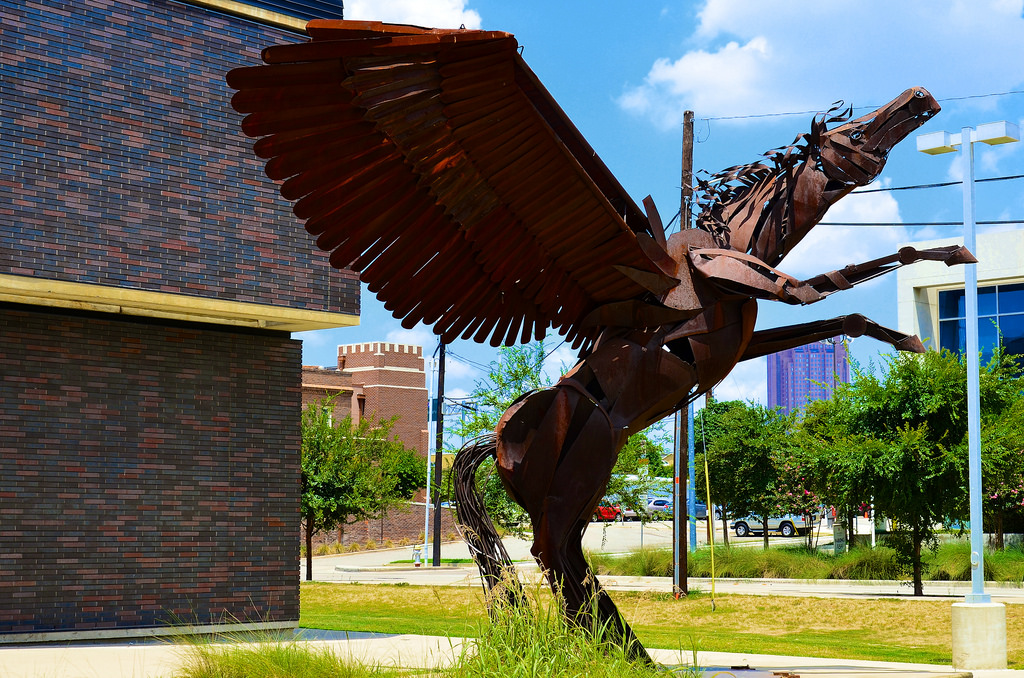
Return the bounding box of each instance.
[798,245,976,297]
[740,314,924,362]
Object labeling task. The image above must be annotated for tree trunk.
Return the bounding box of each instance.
[721,513,730,547]
[911,518,923,596]
[995,510,1005,551]
[847,507,856,549]
[762,517,769,550]
[305,515,314,582]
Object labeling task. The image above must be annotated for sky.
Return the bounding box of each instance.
[296,0,1024,412]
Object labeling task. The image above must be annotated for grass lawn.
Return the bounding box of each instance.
[300,582,1024,667]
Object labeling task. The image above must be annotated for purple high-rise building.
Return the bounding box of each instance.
[767,339,850,414]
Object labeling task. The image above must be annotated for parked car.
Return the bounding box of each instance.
[730,514,817,537]
[592,504,622,522]
[621,505,639,521]
[646,498,673,515]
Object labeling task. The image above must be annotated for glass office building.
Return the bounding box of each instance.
[898,231,1024,361]
[767,339,849,415]
[938,282,1024,361]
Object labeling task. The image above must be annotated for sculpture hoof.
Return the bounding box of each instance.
[896,335,926,353]
[945,246,978,266]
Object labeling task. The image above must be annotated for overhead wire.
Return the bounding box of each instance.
[698,89,1024,123]
[819,219,1022,228]
[849,173,1024,194]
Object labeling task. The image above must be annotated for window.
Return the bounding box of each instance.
[938,282,1024,361]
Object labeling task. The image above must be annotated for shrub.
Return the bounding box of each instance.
[829,547,903,580]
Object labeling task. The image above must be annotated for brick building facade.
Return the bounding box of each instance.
[302,343,429,455]
[1,0,354,640]
[302,343,444,547]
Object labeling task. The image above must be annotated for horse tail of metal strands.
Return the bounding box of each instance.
[451,434,526,610]
[227,20,977,664]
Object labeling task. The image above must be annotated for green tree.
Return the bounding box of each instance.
[697,400,794,549]
[301,397,424,580]
[800,350,970,594]
[797,395,878,550]
[978,350,1024,548]
[693,398,748,545]
[604,429,671,525]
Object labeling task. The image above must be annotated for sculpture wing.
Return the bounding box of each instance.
[227,20,676,348]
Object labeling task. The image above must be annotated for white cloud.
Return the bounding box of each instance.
[620,0,1024,127]
[778,183,908,280]
[542,343,578,383]
[344,0,481,29]
[446,386,471,400]
[712,356,767,405]
[620,38,773,130]
[385,325,434,348]
[442,354,480,382]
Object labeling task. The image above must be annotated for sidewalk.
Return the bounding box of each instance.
[1,630,1019,678]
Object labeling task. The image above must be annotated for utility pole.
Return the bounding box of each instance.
[432,340,445,566]
[673,110,695,598]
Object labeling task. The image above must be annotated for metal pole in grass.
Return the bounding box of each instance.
[703,449,716,611]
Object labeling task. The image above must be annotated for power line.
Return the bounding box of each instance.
[818,219,1022,227]
[850,174,1024,195]
[699,89,1024,123]
[445,350,492,372]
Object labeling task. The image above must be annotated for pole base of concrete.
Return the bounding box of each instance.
[951,602,1007,669]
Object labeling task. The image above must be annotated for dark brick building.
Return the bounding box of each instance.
[302,343,445,548]
[0,0,354,640]
[303,342,429,455]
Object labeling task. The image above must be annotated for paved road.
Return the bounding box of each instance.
[308,521,1024,603]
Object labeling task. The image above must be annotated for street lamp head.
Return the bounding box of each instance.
[917,131,956,155]
[917,121,1019,154]
[976,121,1019,146]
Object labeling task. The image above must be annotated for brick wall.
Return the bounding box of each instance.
[301,365,357,422]
[313,502,458,548]
[0,0,358,314]
[0,305,301,633]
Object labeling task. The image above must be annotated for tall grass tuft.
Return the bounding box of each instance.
[828,546,903,580]
[929,541,1024,582]
[175,635,397,677]
[588,547,673,577]
[453,578,695,678]
[593,540,1024,582]
[687,545,829,579]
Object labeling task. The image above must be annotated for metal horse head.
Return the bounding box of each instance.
[695,87,941,267]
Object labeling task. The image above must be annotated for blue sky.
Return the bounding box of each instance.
[296,0,1024,407]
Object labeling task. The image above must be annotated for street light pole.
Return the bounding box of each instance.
[918,121,1017,670]
[918,121,1019,603]
[959,125,986,605]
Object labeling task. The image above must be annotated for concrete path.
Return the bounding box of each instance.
[2,630,1020,678]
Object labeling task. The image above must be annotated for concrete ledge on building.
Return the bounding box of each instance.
[0,274,358,332]
[0,620,298,646]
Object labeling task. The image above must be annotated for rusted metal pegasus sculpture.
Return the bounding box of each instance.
[228,21,973,663]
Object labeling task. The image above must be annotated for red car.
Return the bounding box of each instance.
[592,504,622,522]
